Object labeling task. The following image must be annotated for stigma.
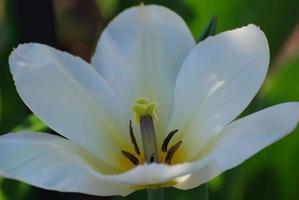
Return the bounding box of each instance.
[132,97,158,124]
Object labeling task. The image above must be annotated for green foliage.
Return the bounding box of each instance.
[95,0,118,17]
[0,0,27,133]
[184,0,299,57]
[198,15,217,42]
[11,114,48,132]
[263,55,299,105]
[0,179,33,200]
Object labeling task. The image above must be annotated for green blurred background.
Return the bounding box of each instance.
[0,0,299,199]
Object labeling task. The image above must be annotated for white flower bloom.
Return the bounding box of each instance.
[1,4,299,197]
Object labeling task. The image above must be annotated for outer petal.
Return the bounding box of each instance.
[169,24,270,160]
[175,102,299,189]
[95,156,212,186]
[9,43,131,169]
[0,133,133,196]
[92,5,195,140]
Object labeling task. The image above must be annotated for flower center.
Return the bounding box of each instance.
[121,98,182,166]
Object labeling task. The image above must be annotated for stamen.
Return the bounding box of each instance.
[150,153,155,163]
[162,129,178,153]
[165,141,183,164]
[129,120,141,155]
[121,150,139,166]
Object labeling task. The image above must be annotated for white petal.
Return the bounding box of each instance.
[0,133,133,196]
[174,102,299,189]
[169,24,270,160]
[96,157,212,186]
[9,43,131,168]
[92,5,195,140]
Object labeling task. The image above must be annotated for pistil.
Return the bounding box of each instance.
[132,98,159,163]
[140,115,159,163]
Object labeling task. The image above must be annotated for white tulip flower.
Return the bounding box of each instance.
[1,4,299,197]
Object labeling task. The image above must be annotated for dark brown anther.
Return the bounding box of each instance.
[165,141,183,164]
[121,150,139,166]
[150,153,155,163]
[162,129,178,153]
[129,120,141,155]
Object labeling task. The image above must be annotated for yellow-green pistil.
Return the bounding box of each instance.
[132,98,159,163]
[121,98,182,166]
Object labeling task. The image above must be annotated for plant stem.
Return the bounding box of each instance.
[200,184,209,200]
[147,188,164,200]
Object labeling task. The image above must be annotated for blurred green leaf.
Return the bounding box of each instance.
[11,114,48,132]
[95,0,118,18]
[1,179,32,200]
[263,55,299,105]
[0,0,27,134]
[184,0,299,58]
[0,179,6,200]
[198,15,217,42]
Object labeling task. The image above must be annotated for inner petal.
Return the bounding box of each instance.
[168,24,269,161]
[91,5,196,143]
